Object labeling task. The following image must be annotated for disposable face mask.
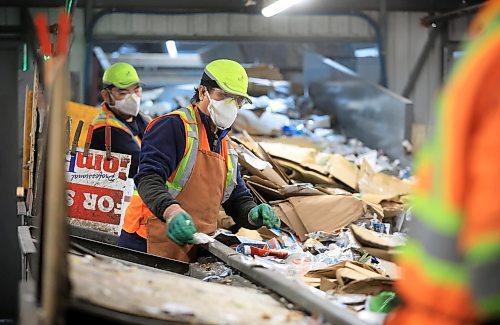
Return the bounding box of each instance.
[206,91,239,130]
[110,92,141,117]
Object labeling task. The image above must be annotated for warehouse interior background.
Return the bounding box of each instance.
[0,0,487,322]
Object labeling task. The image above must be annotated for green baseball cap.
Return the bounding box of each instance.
[204,59,252,103]
[102,62,142,89]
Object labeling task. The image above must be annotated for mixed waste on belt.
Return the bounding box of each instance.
[71,75,414,322]
[212,91,413,321]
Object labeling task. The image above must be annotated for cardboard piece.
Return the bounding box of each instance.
[217,210,235,229]
[306,261,385,279]
[235,228,264,242]
[288,195,366,233]
[237,145,288,187]
[301,276,321,288]
[320,278,338,292]
[376,259,400,279]
[246,182,267,204]
[214,232,266,247]
[350,224,403,249]
[324,153,360,191]
[339,278,393,296]
[258,141,344,186]
[274,158,338,185]
[306,261,391,295]
[275,201,309,241]
[240,131,291,184]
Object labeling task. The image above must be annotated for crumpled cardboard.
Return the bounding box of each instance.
[306,261,392,295]
[236,144,288,187]
[323,153,359,191]
[306,261,385,280]
[339,278,393,295]
[273,201,309,241]
[350,224,403,249]
[244,176,326,202]
[273,158,338,185]
[236,131,292,184]
[258,142,359,190]
[358,193,406,219]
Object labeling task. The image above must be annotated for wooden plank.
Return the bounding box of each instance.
[22,86,33,190]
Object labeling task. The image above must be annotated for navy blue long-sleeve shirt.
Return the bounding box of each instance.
[135,107,257,230]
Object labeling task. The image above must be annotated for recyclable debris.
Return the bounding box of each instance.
[192,232,215,245]
[218,98,414,317]
[242,245,289,259]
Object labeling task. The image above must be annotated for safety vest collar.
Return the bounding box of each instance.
[164,106,238,203]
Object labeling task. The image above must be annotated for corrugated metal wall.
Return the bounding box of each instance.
[93,12,377,39]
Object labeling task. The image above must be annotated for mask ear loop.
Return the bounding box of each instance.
[106,89,116,107]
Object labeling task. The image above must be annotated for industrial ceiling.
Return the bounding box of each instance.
[0,0,487,13]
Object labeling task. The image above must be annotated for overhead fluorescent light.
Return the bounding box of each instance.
[354,47,379,58]
[262,0,305,18]
[166,40,178,58]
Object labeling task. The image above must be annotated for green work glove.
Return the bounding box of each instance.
[368,291,399,313]
[164,205,197,246]
[248,204,281,229]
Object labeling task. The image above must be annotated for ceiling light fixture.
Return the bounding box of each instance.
[262,0,306,18]
[166,40,178,58]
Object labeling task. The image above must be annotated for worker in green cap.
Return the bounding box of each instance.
[119,59,281,259]
[90,62,151,178]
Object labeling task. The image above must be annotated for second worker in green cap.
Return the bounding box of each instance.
[119,59,281,259]
[90,62,151,178]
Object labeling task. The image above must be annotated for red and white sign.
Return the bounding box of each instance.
[65,149,132,225]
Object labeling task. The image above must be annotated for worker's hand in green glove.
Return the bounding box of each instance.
[163,204,197,246]
[248,204,281,229]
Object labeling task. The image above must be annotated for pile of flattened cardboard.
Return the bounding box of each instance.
[231,132,412,240]
[305,261,393,295]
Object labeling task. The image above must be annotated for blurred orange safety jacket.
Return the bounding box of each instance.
[387,2,500,324]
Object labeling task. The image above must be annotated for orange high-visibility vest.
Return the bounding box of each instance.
[122,106,238,239]
[91,103,142,146]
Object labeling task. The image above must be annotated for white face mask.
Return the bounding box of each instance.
[206,91,239,130]
[110,92,141,117]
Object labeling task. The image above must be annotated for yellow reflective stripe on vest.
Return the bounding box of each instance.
[165,107,199,198]
[93,109,141,146]
[222,143,238,203]
[164,106,237,200]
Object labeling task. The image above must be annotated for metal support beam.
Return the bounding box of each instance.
[205,240,365,325]
[379,0,388,74]
[402,24,440,99]
[421,3,484,27]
